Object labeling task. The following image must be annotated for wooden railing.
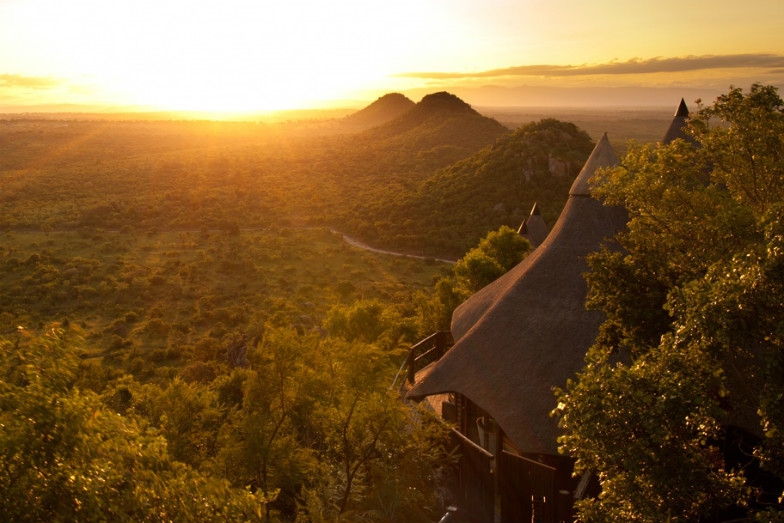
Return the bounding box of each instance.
[392,331,453,391]
[499,451,557,523]
[450,428,495,523]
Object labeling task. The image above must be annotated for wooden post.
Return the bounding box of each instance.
[406,348,416,385]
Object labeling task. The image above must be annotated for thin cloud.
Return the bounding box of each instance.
[395,54,784,79]
[0,74,63,89]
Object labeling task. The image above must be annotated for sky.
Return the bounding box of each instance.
[1,0,784,112]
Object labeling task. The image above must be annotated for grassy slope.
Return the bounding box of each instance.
[0,228,447,379]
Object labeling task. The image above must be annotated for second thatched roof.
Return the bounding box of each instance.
[662,98,692,144]
[517,202,549,248]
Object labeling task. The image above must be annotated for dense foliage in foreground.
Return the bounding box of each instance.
[0,328,266,523]
[557,85,784,522]
[0,324,453,522]
[0,228,451,522]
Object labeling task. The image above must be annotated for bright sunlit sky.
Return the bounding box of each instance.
[1,0,784,112]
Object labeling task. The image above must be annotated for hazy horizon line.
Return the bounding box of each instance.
[0,82,776,121]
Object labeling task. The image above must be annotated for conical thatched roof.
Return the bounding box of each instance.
[408,134,627,455]
[517,202,549,248]
[662,98,692,144]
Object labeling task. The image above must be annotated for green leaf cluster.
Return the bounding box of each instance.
[0,328,266,523]
[417,225,530,333]
[556,84,784,522]
[1,316,454,522]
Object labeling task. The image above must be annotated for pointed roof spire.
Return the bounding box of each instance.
[517,202,549,248]
[569,133,619,197]
[662,98,693,144]
[675,98,689,117]
[530,202,541,215]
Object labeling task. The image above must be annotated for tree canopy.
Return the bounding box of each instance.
[417,225,530,334]
[0,323,453,522]
[0,327,266,523]
[556,84,784,522]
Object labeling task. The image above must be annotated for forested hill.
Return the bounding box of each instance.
[421,118,594,233]
[344,119,595,257]
[341,92,415,129]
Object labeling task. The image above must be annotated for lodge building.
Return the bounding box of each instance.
[400,101,692,522]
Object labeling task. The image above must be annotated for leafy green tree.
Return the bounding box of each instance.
[416,276,468,335]
[418,225,530,333]
[301,338,452,522]
[325,299,419,351]
[556,84,784,522]
[140,377,223,467]
[217,327,452,522]
[325,300,390,344]
[218,328,318,521]
[0,327,265,523]
[453,225,530,293]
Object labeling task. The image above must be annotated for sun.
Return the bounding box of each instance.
[6,0,442,112]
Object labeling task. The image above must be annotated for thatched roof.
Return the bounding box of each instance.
[662,98,692,144]
[408,134,627,455]
[517,202,549,248]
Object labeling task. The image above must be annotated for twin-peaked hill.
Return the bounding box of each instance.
[362,92,509,151]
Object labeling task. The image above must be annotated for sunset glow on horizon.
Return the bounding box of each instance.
[1,0,784,113]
